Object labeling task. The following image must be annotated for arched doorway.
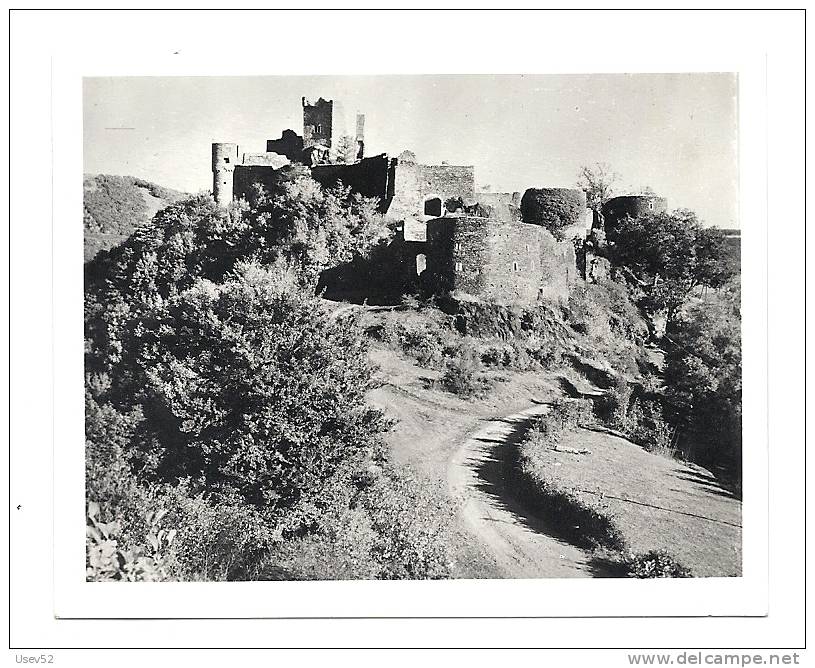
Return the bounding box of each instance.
[416,253,427,275]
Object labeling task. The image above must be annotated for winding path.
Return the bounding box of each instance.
[446,404,599,578]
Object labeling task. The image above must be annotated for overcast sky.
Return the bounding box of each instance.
[84,73,738,228]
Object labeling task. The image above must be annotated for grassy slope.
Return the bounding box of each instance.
[360,302,741,578]
[547,428,742,576]
[83,174,188,262]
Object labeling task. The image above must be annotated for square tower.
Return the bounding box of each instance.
[302,97,347,152]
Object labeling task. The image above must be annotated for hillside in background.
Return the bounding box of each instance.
[83,174,188,261]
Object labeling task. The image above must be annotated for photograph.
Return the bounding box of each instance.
[9,7,806,659]
[83,73,742,582]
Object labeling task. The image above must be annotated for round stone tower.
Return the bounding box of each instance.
[212,142,239,206]
[601,195,668,237]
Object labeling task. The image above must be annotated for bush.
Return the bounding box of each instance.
[86,501,176,582]
[664,293,741,479]
[101,264,388,531]
[440,350,493,397]
[593,377,633,428]
[261,464,455,580]
[520,188,587,240]
[626,550,692,578]
[154,484,279,581]
[506,402,625,551]
[358,465,455,579]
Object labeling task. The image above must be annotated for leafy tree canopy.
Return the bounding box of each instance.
[577,162,620,211]
[608,209,736,327]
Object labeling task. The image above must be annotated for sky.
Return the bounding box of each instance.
[84,73,739,228]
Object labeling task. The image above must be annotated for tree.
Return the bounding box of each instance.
[608,209,735,329]
[577,162,620,211]
[331,135,357,164]
[86,168,390,304]
[663,286,741,484]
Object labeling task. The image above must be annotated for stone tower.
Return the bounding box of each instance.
[302,97,335,151]
[212,142,239,206]
[355,113,365,160]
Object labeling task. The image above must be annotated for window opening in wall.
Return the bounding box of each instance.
[455,262,463,271]
[416,254,427,276]
[649,200,654,210]
[455,242,462,252]
[513,261,519,271]
[316,124,323,134]
[424,196,442,217]
[224,157,230,164]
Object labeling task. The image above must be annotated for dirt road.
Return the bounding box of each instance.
[447,404,598,578]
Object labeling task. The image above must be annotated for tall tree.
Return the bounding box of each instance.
[608,209,735,329]
[577,162,620,211]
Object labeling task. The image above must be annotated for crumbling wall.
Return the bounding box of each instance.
[266,129,304,162]
[421,165,475,203]
[310,154,391,210]
[538,229,577,302]
[425,216,578,305]
[302,97,334,150]
[475,191,522,222]
[426,216,542,305]
[241,152,290,168]
[387,162,476,219]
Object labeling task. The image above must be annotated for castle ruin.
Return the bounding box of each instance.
[212,96,666,306]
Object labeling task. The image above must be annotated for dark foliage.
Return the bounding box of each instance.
[608,210,736,329]
[521,188,586,240]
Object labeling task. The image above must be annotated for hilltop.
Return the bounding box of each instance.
[83,174,188,261]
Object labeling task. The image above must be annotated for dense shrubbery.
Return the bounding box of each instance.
[84,171,452,581]
[520,188,587,240]
[440,350,494,398]
[626,550,692,578]
[593,378,676,458]
[663,284,741,484]
[608,209,736,331]
[264,464,454,580]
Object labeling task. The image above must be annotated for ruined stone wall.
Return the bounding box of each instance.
[266,129,304,161]
[538,229,577,302]
[387,162,476,219]
[302,97,334,150]
[426,217,543,305]
[475,191,522,222]
[310,154,391,210]
[387,161,424,218]
[425,216,578,305]
[420,165,475,203]
[241,152,290,168]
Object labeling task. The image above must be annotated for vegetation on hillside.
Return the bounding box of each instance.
[607,209,736,330]
[85,159,741,581]
[85,168,450,581]
[83,174,188,261]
